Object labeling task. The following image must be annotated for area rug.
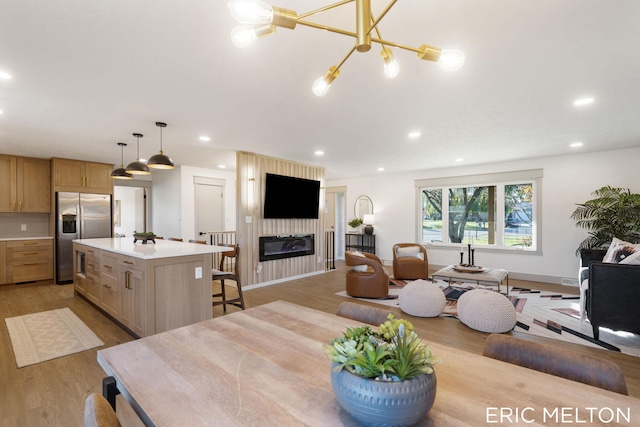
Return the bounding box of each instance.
[5,308,104,368]
[337,280,640,358]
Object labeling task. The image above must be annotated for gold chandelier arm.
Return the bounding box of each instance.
[298,0,355,20]
[370,37,425,55]
[334,45,358,71]
[296,19,357,38]
[367,0,397,34]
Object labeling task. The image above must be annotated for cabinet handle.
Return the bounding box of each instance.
[125,271,132,289]
[22,252,39,255]
[86,177,90,187]
[104,264,112,269]
[12,201,16,211]
[87,249,94,253]
[19,201,23,211]
[103,284,111,289]
[88,263,95,267]
[23,242,38,246]
[123,260,134,265]
[23,262,39,266]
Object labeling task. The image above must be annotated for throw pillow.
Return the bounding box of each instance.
[395,246,424,260]
[602,238,640,265]
[351,265,368,272]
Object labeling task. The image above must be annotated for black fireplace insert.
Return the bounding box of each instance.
[259,234,315,262]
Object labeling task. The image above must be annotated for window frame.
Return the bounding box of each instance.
[415,169,542,255]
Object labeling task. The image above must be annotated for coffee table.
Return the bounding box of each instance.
[432,265,510,295]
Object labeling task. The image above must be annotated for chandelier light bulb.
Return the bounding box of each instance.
[231,26,259,47]
[312,66,340,97]
[437,49,465,71]
[312,77,331,97]
[228,0,273,25]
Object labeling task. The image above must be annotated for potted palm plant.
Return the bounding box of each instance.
[571,186,640,253]
[324,314,439,426]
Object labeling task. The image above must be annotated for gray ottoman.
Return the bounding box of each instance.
[457,289,516,333]
[399,279,446,317]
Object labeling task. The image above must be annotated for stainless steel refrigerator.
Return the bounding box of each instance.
[55,192,112,284]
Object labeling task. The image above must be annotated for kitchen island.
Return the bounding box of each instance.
[73,238,229,337]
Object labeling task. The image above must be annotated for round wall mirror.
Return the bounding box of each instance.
[354,195,373,218]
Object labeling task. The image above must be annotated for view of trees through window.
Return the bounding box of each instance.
[421,183,534,249]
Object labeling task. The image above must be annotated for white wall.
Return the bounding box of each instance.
[150,166,236,241]
[327,147,640,284]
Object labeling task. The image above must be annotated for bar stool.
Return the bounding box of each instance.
[212,244,244,313]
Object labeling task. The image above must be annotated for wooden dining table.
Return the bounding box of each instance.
[97,300,640,426]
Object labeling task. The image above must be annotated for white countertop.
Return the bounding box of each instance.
[0,236,53,241]
[73,238,229,260]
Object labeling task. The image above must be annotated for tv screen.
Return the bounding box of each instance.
[263,173,321,219]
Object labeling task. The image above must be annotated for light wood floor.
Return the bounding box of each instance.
[1,265,638,426]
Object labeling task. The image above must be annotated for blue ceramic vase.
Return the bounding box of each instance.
[330,363,437,426]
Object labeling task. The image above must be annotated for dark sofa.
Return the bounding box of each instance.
[579,249,640,340]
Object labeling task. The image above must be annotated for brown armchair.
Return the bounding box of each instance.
[345,251,389,298]
[392,243,429,280]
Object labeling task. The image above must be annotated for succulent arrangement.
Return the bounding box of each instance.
[324,314,439,381]
[348,218,363,229]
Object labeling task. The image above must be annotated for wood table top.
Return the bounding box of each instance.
[97,301,640,426]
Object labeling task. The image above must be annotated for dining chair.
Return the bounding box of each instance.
[482,334,628,395]
[168,237,183,242]
[336,301,389,326]
[189,239,207,244]
[212,244,244,313]
[83,393,121,427]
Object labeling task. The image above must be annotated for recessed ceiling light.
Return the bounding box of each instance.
[408,131,421,139]
[377,167,385,172]
[314,150,324,156]
[570,142,583,148]
[218,164,226,169]
[573,97,594,106]
[0,110,3,115]
[0,71,11,80]
[199,136,211,141]
[455,158,464,162]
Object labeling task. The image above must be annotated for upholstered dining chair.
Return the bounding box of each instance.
[345,251,389,299]
[168,237,183,242]
[336,301,390,326]
[392,243,429,280]
[212,244,245,312]
[189,239,207,244]
[84,393,121,427]
[483,334,628,395]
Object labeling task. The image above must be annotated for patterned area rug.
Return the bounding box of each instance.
[337,279,640,358]
[5,308,104,368]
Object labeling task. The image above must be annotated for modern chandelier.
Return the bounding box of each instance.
[227,0,465,96]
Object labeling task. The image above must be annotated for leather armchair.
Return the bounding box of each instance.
[579,249,640,340]
[392,243,429,280]
[345,251,389,299]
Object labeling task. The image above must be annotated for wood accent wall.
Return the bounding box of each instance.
[236,152,325,286]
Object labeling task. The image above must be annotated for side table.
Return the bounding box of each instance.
[432,265,510,295]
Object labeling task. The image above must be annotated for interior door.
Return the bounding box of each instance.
[195,178,224,243]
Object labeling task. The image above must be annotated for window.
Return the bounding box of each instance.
[417,170,541,252]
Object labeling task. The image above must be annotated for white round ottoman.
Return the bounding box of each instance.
[457,289,516,333]
[398,279,446,317]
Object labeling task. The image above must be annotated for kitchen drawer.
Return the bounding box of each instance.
[9,245,53,261]
[86,273,101,304]
[7,239,53,249]
[85,256,101,277]
[102,254,119,277]
[119,256,145,271]
[10,259,53,283]
[101,273,120,318]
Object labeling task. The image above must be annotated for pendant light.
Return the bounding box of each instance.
[147,121,175,169]
[125,133,150,175]
[111,142,133,180]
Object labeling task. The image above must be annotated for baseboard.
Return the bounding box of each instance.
[244,270,328,291]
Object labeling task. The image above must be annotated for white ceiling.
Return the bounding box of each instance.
[1,0,639,180]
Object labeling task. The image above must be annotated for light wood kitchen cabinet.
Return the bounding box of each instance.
[0,155,51,212]
[6,239,54,283]
[0,242,6,284]
[100,253,121,319]
[84,247,102,305]
[119,258,146,337]
[52,158,114,194]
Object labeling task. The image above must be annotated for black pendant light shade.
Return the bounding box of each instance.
[147,122,175,169]
[126,133,150,175]
[111,142,134,180]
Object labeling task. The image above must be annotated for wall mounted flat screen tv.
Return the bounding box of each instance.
[263,173,321,219]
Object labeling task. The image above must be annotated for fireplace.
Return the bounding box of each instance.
[259,234,315,262]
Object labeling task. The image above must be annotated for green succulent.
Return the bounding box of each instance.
[324,314,440,381]
[348,218,363,228]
